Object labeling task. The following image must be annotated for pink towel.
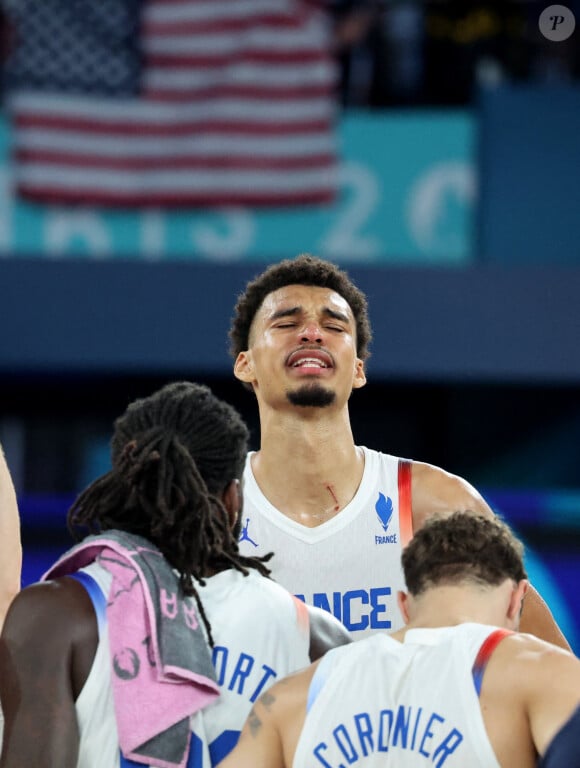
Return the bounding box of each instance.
[45,531,220,768]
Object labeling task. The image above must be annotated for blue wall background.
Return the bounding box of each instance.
[479,86,580,265]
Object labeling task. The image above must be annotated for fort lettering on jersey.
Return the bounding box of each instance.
[312,705,463,767]
[212,646,277,703]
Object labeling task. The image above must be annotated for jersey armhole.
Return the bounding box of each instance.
[398,459,413,546]
[472,628,513,696]
[306,650,336,714]
[69,571,107,637]
[291,594,310,637]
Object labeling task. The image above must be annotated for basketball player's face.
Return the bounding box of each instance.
[234,284,366,410]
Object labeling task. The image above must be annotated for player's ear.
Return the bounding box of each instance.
[352,357,366,390]
[397,591,411,624]
[509,579,529,622]
[222,479,242,530]
[234,351,254,383]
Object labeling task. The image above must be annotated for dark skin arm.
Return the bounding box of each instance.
[307,604,352,661]
[0,577,98,768]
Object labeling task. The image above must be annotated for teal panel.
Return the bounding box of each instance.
[0,111,474,263]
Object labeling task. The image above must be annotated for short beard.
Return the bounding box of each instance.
[286,384,336,408]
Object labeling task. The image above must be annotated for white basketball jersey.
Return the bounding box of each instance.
[239,447,413,638]
[75,561,311,767]
[294,624,508,768]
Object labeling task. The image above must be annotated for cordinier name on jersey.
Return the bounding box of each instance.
[310,704,463,767]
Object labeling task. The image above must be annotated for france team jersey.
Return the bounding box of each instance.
[74,561,311,767]
[238,447,413,637]
[294,624,508,768]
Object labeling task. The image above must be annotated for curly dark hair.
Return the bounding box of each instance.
[229,253,372,361]
[402,512,527,596]
[67,381,272,645]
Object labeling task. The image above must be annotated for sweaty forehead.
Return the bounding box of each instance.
[257,284,353,320]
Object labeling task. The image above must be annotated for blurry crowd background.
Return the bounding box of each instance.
[1,1,579,108]
[333,0,580,107]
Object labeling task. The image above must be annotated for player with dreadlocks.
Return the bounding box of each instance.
[66,381,273,647]
[0,382,351,768]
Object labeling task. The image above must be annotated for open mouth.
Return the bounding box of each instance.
[292,357,328,369]
[286,349,333,370]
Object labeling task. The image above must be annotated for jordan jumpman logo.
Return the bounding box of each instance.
[238,517,258,547]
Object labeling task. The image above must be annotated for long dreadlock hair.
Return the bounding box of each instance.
[68,381,272,645]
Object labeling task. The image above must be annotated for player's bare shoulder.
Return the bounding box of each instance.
[496,632,580,746]
[410,460,493,530]
[506,631,580,686]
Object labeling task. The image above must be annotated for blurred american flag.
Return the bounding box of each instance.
[3,0,339,208]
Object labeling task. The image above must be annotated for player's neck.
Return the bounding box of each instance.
[395,586,511,638]
[258,399,355,454]
[251,419,364,527]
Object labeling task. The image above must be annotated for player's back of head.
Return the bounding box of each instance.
[402,511,527,595]
[67,382,271,640]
